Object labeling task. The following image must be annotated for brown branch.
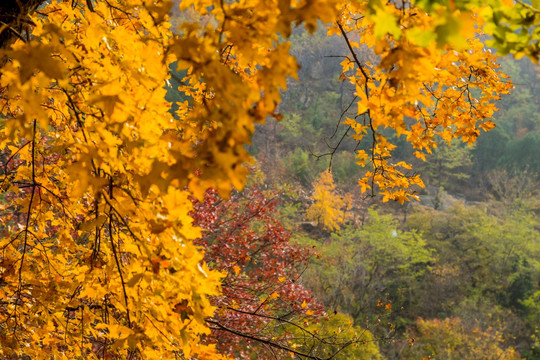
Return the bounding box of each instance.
[0,139,31,187]
[85,0,95,12]
[107,177,131,327]
[101,193,145,251]
[0,0,46,49]
[330,94,357,140]
[336,22,371,85]
[222,306,327,343]
[206,318,326,360]
[17,119,37,295]
[337,21,378,197]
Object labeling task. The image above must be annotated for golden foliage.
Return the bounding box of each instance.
[306,171,350,231]
[0,0,339,357]
[332,2,512,203]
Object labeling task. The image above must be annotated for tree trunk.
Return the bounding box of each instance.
[0,0,47,49]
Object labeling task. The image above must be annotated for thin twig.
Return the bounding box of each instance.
[107,177,131,327]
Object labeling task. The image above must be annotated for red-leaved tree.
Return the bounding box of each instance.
[192,185,324,358]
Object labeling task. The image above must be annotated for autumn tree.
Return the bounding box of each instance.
[0,2,226,357]
[306,170,350,231]
[191,185,325,358]
[0,0,339,358]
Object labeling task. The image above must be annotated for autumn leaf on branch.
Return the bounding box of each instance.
[328,1,512,203]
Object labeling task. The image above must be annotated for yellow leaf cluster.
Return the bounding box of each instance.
[306,171,349,231]
[330,2,512,203]
[0,0,341,358]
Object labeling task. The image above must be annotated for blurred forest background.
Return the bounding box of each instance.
[167,16,540,359]
[254,28,540,359]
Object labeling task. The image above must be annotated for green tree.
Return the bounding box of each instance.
[301,208,433,324]
[419,139,473,192]
[405,204,540,319]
